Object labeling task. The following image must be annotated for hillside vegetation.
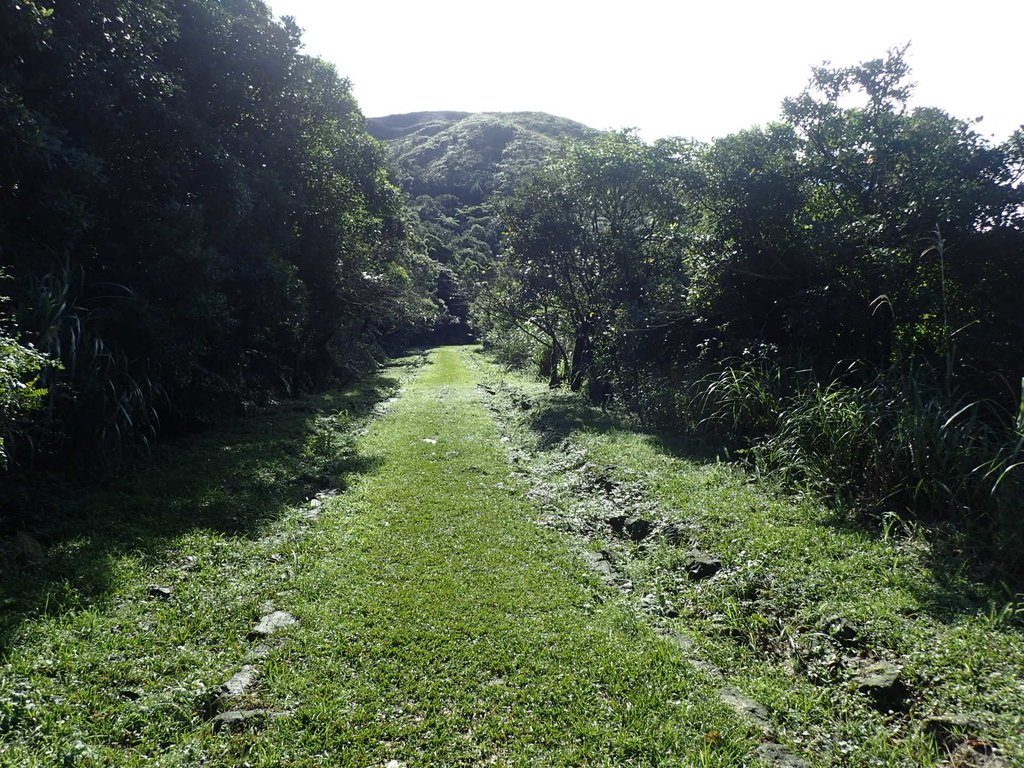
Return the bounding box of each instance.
[368,111,592,338]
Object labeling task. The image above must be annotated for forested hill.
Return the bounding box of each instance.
[368,111,593,204]
[367,111,595,339]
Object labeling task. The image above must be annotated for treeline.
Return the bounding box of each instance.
[476,49,1024,579]
[0,0,439,474]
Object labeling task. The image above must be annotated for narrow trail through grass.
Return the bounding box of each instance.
[3,347,1020,767]
[241,347,746,766]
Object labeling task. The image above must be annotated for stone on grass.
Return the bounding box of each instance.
[248,610,298,639]
[212,709,268,732]
[754,743,810,768]
[682,551,722,580]
[218,665,257,699]
[922,714,982,748]
[948,741,1012,768]
[853,660,906,710]
[606,515,627,534]
[148,585,173,600]
[624,517,652,542]
[661,523,684,545]
[718,686,771,732]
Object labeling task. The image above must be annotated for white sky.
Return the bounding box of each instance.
[267,0,1023,144]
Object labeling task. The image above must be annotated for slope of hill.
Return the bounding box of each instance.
[368,111,593,205]
[368,111,595,338]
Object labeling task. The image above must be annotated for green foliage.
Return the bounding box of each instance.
[369,111,592,339]
[695,359,1024,578]
[481,130,695,393]
[0,321,47,470]
[0,0,439,471]
[479,47,1024,579]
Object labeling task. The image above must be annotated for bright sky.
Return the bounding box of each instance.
[267,0,1023,144]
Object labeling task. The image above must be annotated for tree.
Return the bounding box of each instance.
[484,131,694,395]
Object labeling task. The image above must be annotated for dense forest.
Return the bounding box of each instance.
[0,0,439,477]
[2,3,1022,579]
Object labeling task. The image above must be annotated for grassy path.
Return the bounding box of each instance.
[240,347,745,766]
[4,347,1020,766]
[0,348,748,767]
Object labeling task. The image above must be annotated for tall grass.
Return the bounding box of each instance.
[13,262,161,469]
[693,360,1024,580]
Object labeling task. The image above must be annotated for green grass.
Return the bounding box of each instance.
[477,352,1024,767]
[0,348,751,766]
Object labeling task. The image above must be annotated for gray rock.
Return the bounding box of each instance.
[754,743,810,768]
[718,686,771,731]
[682,551,722,580]
[218,665,257,699]
[248,610,298,639]
[922,714,982,748]
[624,517,652,542]
[821,615,858,644]
[148,585,173,600]
[948,741,1012,767]
[853,660,906,710]
[581,550,617,583]
[211,709,268,732]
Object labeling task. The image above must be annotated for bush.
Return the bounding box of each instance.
[694,359,1024,579]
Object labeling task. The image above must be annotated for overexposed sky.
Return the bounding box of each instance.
[267,0,1023,143]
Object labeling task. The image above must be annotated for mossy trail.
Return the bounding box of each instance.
[203,347,748,766]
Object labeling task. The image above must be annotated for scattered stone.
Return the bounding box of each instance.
[606,515,627,534]
[718,686,771,731]
[821,615,858,645]
[384,761,407,768]
[217,665,257,699]
[624,516,653,542]
[246,643,272,662]
[682,551,722,580]
[948,740,1012,768]
[248,610,298,639]
[853,660,906,710]
[923,714,983,748]
[212,709,269,732]
[148,585,173,600]
[581,550,617,583]
[754,743,810,768]
[422,437,438,445]
[308,497,321,509]
[657,628,696,653]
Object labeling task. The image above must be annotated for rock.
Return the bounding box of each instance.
[821,615,858,645]
[581,550,617,583]
[624,517,653,542]
[211,709,268,732]
[245,644,272,662]
[853,660,906,710]
[754,743,810,768]
[718,686,771,731]
[606,515,627,534]
[248,610,298,639]
[948,740,1012,767]
[148,585,173,600]
[14,532,44,561]
[218,665,257,699]
[923,714,983,748]
[682,551,722,580]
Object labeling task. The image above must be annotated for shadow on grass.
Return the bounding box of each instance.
[518,387,1023,620]
[0,371,402,652]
